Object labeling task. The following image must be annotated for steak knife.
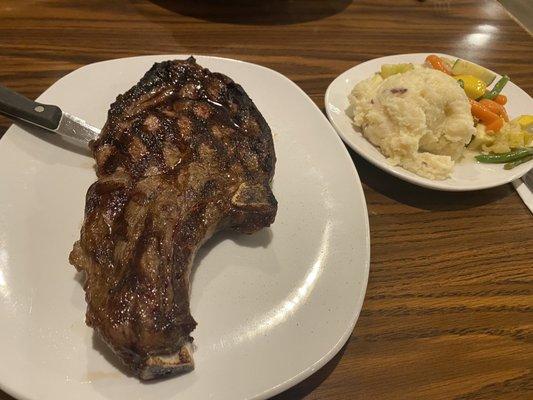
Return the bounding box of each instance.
[0,84,100,144]
[523,170,533,192]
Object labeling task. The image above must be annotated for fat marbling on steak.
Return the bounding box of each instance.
[69,57,277,379]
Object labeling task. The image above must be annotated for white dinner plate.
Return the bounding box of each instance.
[325,53,533,191]
[0,56,370,400]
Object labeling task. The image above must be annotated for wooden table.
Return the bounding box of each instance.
[1,0,531,398]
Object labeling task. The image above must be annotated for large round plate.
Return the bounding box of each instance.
[0,56,370,400]
[325,53,533,191]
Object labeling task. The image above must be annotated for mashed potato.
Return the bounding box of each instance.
[349,67,475,180]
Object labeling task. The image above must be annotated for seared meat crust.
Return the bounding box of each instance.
[70,57,277,379]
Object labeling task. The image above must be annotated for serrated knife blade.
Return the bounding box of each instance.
[0,83,100,145]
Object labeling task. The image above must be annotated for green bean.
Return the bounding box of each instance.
[475,148,533,164]
[483,75,509,100]
[504,155,533,170]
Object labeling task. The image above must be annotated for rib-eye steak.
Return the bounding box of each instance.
[69,57,277,380]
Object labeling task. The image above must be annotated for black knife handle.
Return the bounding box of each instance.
[0,84,62,131]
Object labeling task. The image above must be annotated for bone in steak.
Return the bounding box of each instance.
[69,57,277,380]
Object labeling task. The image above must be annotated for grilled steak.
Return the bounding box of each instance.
[69,57,277,379]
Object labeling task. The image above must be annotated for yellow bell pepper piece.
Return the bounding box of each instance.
[454,74,487,99]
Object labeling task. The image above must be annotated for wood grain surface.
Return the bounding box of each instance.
[0,0,532,399]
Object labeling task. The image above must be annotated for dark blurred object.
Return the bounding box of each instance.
[149,0,352,25]
[498,0,533,32]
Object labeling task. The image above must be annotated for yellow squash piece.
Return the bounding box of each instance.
[516,115,533,129]
[380,63,414,79]
[525,132,533,146]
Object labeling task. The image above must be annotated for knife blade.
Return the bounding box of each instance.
[522,170,533,192]
[0,84,100,144]
[55,111,101,143]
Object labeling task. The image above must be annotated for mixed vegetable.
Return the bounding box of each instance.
[377,55,532,170]
[423,54,533,170]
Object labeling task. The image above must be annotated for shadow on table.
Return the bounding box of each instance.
[270,342,348,399]
[347,148,513,211]
[147,0,352,25]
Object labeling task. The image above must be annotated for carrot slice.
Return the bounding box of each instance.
[479,98,509,122]
[425,55,450,75]
[470,99,498,121]
[485,117,504,133]
[470,99,504,133]
[493,94,507,105]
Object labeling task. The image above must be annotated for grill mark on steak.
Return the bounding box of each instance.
[69,57,277,379]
